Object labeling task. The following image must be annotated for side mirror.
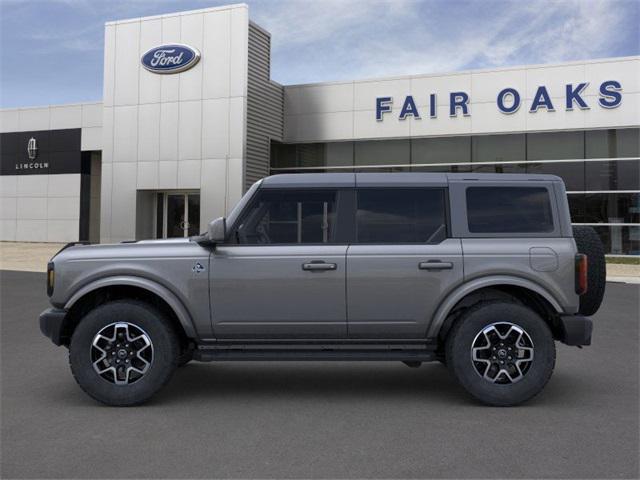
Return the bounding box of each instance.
[207,217,226,244]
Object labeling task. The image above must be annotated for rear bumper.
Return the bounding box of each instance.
[558,315,593,346]
[39,308,68,346]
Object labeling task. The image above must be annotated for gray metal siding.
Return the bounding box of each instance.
[246,23,284,191]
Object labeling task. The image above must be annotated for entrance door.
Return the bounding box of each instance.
[157,192,200,238]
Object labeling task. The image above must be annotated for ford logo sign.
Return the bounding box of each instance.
[141,44,201,74]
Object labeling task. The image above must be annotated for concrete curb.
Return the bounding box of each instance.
[607,276,640,284]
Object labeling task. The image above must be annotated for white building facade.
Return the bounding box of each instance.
[1,4,638,254]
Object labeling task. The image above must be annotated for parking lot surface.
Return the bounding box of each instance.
[1,270,638,479]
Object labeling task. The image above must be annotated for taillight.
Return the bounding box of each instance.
[47,262,55,297]
[575,254,588,295]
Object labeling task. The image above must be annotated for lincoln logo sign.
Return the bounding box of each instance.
[27,137,38,160]
[16,136,48,171]
[141,44,201,74]
[376,80,622,120]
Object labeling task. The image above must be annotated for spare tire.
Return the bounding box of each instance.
[573,226,606,316]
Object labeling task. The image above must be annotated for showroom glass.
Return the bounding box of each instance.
[527,131,584,160]
[355,139,410,166]
[592,225,640,256]
[585,193,640,224]
[466,187,554,233]
[585,160,640,191]
[585,128,640,159]
[166,194,185,238]
[413,137,471,164]
[526,161,585,191]
[234,189,337,244]
[472,134,525,163]
[356,188,447,243]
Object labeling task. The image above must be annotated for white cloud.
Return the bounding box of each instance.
[255,0,634,84]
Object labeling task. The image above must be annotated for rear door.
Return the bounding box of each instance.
[346,187,464,338]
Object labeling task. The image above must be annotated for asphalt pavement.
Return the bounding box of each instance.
[1,270,638,479]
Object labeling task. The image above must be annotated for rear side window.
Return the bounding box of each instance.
[356,188,447,243]
[466,187,554,233]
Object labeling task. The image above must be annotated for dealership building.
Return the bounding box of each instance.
[0,3,638,254]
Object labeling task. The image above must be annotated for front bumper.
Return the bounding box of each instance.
[39,308,68,346]
[558,315,593,346]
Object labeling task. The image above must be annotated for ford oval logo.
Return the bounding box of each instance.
[141,44,201,74]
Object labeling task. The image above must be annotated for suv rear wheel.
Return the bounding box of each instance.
[446,301,555,406]
[69,300,180,406]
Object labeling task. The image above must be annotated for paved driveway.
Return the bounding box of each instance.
[1,270,638,478]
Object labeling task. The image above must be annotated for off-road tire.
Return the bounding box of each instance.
[573,226,606,316]
[446,301,556,406]
[69,300,180,406]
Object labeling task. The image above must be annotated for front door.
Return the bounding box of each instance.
[158,192,200,238]
[210,188,348,339]
[346,187,464,338]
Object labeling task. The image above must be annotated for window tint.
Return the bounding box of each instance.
[235,190,337,244]
[466,187,554,233]
[356,188,447,243]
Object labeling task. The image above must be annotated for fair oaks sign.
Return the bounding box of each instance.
[375,80,623,121]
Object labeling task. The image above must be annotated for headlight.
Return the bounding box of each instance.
[47,262,55,297]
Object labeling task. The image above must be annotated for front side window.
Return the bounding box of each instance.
[234,189,337,244]
[356,188,447,243]
[466,187,554,233]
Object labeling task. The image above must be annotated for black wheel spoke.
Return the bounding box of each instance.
[91,322,153,385]
[471,322,534,384]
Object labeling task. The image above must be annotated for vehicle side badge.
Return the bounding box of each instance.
[192,262,205,274]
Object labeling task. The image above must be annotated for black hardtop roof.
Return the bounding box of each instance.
[260,172,562,188]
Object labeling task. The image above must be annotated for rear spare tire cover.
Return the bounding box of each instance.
[573,226,606,316]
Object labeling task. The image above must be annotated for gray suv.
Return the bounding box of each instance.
[40,173,605,406]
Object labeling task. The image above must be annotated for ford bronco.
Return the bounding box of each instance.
[40,173,605,406]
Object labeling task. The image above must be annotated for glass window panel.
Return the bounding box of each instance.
[187,194,200,236]
[356,188,447,243]
[526,161,585,191]
[592,225,640,255]
[466,187,554,233]
[271,142,354,169]
[411,136,471,165]
[585,128,640,159]
[155,193,163,239]
[355,139,410,166]
[584,193,640,224]
[354,166,410,173]
[270,142,297,169]
[471,163,526,174]
[472,134,525,163]
[567,194,586,223]
[411,164,472,173]
[296,144,326,168]
[527,131,584,160]
[325,142,353,167]
[166,194,185,238]
[585,160,640,191]
[235,189,337,244]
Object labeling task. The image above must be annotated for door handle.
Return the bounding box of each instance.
[302,261,337,272]
[419,261,453,271]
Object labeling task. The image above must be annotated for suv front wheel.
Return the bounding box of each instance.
[446,301,556,406]
[69,300,180,406]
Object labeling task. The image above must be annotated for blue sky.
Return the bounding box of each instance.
[1,0,638,108]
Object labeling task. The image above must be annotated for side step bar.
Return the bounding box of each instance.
[194,347,437,362]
